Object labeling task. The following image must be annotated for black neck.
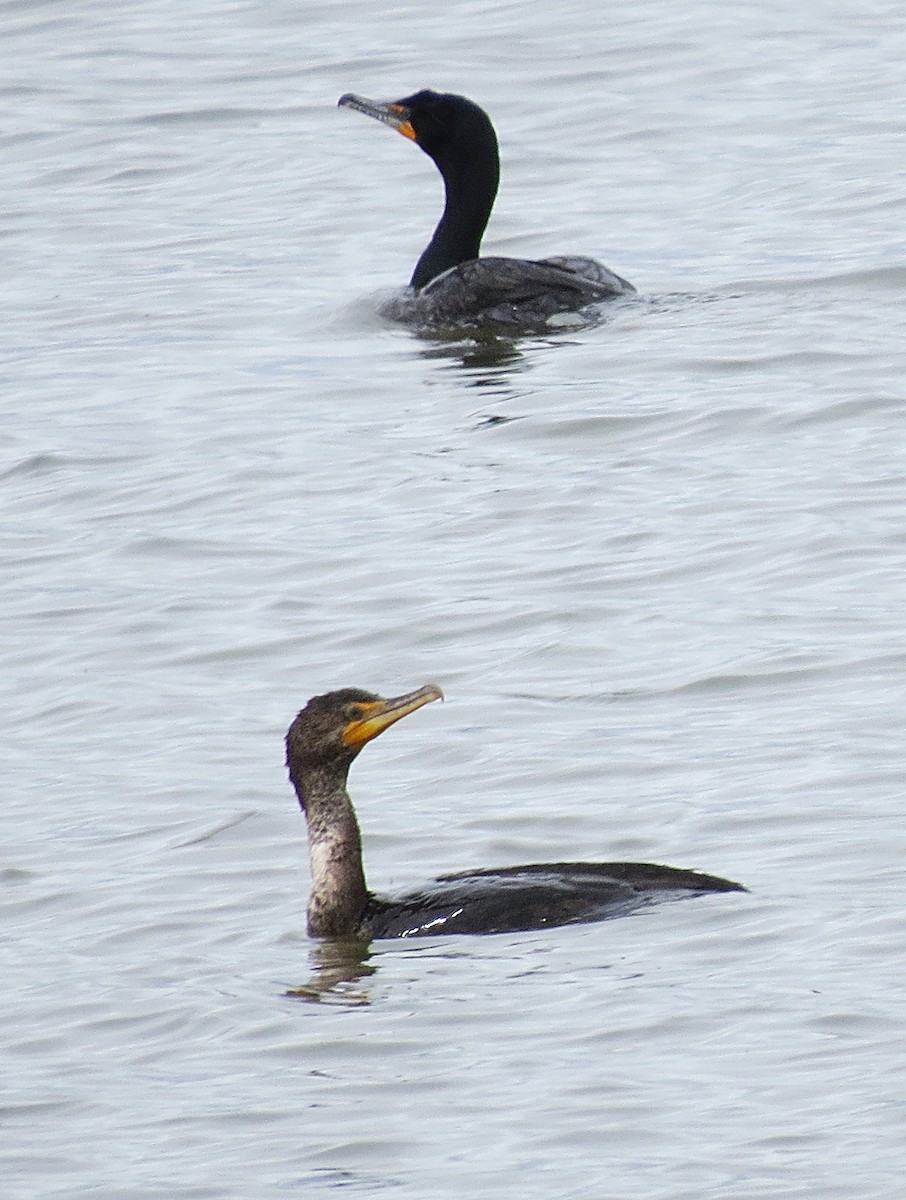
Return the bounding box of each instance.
[411,148,499,290]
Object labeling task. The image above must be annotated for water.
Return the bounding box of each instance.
[3,1,906,1196]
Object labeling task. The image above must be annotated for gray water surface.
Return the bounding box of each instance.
[3,2,906,1197]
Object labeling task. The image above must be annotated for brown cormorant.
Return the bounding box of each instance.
[337,90,635,328]
[286,685,744,940]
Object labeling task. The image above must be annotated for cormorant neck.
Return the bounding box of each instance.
[292,764,369,939]
[411,147,499,290]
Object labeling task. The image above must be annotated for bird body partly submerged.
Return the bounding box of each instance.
[362,861,743,939]
[338,90,635,330]
[382,255,634,330]
[286,685,744,941]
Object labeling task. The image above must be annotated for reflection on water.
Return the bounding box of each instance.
[414,318,617,373]
[417,329,529,374]
[285,939,377,1007]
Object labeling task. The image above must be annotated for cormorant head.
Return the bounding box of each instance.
[338,89,499,177]
[394,91,498,169]
[285,685,444,796]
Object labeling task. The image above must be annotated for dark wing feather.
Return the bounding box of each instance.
[362,861,744,939]
[383,255,635,330]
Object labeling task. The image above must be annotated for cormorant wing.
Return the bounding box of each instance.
[364,861,743,938]
[410,255,634,328]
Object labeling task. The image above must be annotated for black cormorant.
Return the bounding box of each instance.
[286,685,744,940]
[337,90,635,329]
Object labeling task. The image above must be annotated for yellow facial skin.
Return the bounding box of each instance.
[341,685,443,750]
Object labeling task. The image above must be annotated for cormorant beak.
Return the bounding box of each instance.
[338,93,417,142]
[342,684,443,751]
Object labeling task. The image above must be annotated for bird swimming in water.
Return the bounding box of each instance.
[286,684,744,940]
[337,89,635,330]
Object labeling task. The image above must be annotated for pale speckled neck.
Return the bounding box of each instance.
[294,766,370,938]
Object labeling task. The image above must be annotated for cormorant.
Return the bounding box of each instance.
[286,685,744,940]
[337,90,635,329]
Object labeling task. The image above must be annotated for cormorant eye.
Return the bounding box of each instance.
[347,706,364,721]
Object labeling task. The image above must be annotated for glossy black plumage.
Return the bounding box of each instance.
[363,861,743,939]
[338,90,635,329]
